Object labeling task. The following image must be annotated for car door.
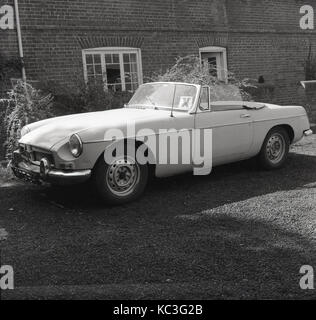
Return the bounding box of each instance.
[194,92,254,166]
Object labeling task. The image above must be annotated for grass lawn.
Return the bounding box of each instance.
[0,135,316,300]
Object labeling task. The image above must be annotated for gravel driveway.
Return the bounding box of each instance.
[1,136,316,300]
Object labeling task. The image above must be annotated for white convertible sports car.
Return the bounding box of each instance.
[12,82,312,204]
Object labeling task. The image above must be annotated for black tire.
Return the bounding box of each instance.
[258,127,290,170]
[92,154,149,205]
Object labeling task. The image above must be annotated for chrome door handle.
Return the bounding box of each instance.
[241,114,251,118]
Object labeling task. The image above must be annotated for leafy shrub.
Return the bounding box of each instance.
[0,98,15,159]
[149,55,255,101]
[77,82,133,112]
[0,164,14,182]
[43,80,133,116]
[2,79,133,159]
[241,81,276,103]
[4,81,53,158]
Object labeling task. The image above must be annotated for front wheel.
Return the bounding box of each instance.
[258,127,290,170]
[93,155,149,205]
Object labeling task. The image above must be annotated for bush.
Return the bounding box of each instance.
[2,80,133,159]
[0,164,14,183]
[149,55,255,101]
[77,82,133,112]
[1,77,134,158]
[4,81,53,159]
[43,80,133,116]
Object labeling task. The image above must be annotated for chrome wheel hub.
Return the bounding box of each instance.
[266,134,285,164]
[106,159,140,196]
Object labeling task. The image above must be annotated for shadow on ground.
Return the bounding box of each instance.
[1,152,316,299]
[38,152,316,216]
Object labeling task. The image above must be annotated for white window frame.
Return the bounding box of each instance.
[199,46,228,83]
[82,47,143,91]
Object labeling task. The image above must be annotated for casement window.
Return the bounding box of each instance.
[82,48,143,92]
[199,47,228,83]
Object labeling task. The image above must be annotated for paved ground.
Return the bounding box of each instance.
[1,136,316,300]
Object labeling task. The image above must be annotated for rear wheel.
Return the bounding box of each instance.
[93,154,149,205]
[258,127,290,170]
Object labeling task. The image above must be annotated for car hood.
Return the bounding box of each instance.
[19,108,175,150]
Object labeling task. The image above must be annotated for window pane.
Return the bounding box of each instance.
[87,65,94,75]
[207,57,217,68]
[86,54,103,79]
[125,73,131,82]
[86,54,93,64]
[94,54,101,64]
[200,87,210,111]
[208,57,218,77]
[106,64,121,84]
[95,64,102,75]
[130,53,137,63]
[201,52,220,78]
[123,53,130,63]
[113,54,119,64]
[131,73,138,83]
[131,63,137,73]
[85,50,141,92]
[124,63,130,72]
[105,54,112,64]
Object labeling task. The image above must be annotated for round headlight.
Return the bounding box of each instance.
[69,134,83,158]
[21,126,30,137]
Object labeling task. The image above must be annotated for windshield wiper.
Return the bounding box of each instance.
[127,97,158,110]
[126,105,145,109]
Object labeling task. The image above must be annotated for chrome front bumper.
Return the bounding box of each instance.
[304,129,314,137]
[11,150,91,185]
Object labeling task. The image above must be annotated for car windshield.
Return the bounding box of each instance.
[127,83,197,111]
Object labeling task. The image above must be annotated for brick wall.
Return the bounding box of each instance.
[227,33,310,104]
[1,0,229,88]
[227,0,307,32]
[17,0,228,31]
[226,0,316,108]
[0,0,19,76]
[1,0,316,115]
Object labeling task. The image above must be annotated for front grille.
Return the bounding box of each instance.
[33,151,54,165]
[19,144,55,166]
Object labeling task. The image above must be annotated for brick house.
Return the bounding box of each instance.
[1,0,316,114]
